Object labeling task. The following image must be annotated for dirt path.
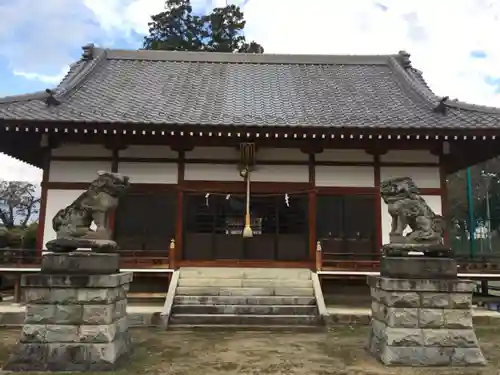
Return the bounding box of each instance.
[1,327,500,374]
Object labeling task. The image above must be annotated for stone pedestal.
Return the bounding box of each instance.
[3,252,133,372]
[380,256,458,279]
[366,261,486,366]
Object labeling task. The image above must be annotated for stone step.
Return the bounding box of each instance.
[169,314,321,326]
[177,278,312,288]
[175,287,314,297]
[179,267,312,280]
[174,295,316,306]
[168,324,324,332]
[172,304,317,315]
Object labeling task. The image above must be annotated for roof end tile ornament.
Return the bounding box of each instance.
[433,96,449,115]
[398,50,412,69]
[44,89,61,107]
[81,43,95,60]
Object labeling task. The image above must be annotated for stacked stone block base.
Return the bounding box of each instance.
[366,275,486,366]
[3,268,133,372]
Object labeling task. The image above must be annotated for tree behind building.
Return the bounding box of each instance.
[0,181,40,229]
[143,0,264,53]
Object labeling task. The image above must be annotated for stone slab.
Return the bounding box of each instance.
[3,335,133,372]
[367,276,476,293]
[19,316,129,344]
[382,243,452,257]
[4,269,134,372]
[169,313,321,326]
[179,267,312,280]
[371,287,472,309]
[174,295,316,306]
[172,304,317,315]
[41,252,120,275]
[24,285,127,305]
[45,238,118,253]
[366,278,487,367]
[21,272,133,288]
[0,308,499,329]
[177,278,313,288]
[176,286,314,297]
[380,256,457,279]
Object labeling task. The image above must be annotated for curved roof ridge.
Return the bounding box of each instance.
[389,52,500,116]
[0,91,50,104]
[54,47,108,100]
[388,55,439,108]
[105,48,394,65]
[444,98,500,114]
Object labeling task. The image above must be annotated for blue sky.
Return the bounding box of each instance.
[0,37,144,97]
[0,0,499,181]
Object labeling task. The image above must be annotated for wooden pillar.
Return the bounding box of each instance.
[35,142,51,252]
[439,155,450,247]
[14,275,21,303]
[373,154,383,250]
[172,149,186,269]
[308,153,317,266]
[109,147,120,233]
[315,240,322,271]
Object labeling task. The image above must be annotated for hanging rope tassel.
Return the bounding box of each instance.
[242,168,253,238]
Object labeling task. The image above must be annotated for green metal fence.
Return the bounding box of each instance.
[449,164,500,261]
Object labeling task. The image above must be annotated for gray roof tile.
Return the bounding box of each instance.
[1,46,499,130]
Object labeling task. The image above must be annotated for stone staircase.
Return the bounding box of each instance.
[168,267,322,330]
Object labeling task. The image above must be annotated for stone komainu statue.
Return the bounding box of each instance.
[47,171,130,252]
[380,176,445,245]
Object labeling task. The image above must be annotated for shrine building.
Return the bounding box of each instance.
[1,45,500,273]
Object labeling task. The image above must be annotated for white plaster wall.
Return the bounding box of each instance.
[315,166,375,187]
[49,161,113,183]
[252,165,308,182]
[120,145,178,159]
[184,163,309,182]
[118,162,178,184]
[42,189,97,249]
[184,164,241,181]
[380,166,440,189]
[185,147,238,160]
[315,149,374,162]
[380,195,442,245]
[380,150,439,164]
[256,148,308,162]
[51,144,112,157]
[185,147,308,162]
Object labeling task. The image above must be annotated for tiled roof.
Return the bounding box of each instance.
[1,45,499,130]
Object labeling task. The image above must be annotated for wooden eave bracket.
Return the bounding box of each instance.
[104,136,128,151]
[365,144,388,156]
[300,143,323,155]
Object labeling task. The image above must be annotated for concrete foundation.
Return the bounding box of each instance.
[3,253,133,372]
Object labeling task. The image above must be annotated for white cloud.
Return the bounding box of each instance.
[82,0,166,36]
[0,154,42,183]
[13,67,68,85]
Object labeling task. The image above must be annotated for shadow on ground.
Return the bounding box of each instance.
[0,326,499,374]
